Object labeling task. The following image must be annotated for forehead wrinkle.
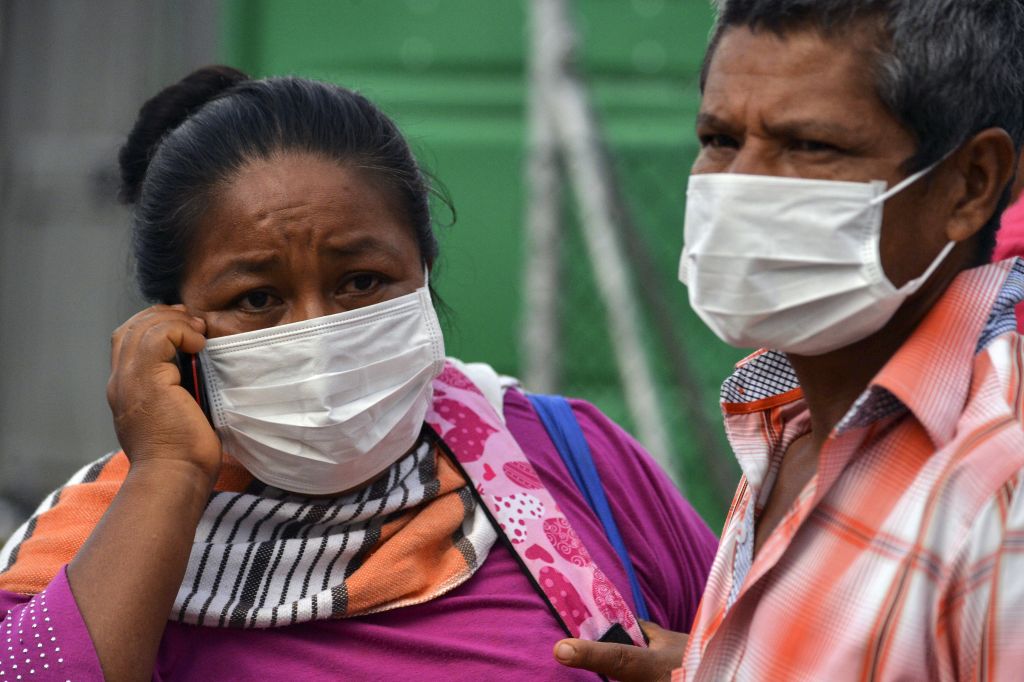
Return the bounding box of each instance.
[199,251,280,292]
[707,29,885,123]
[323,235,406,261]
[250,201,347,252]
[192,153,421,280]
[697,86,753,132]
[228,157,358,218]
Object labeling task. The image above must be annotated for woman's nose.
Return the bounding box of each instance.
[284,297,333,325]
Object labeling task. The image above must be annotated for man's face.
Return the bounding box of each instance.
[694,24,957,289]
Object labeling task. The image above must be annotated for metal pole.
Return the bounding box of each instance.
[522,0,564,394]
[537,0,681,485]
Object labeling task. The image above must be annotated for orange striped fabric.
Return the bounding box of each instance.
[677,259,1024,681]
[0,440,492,627]
[0,453,254,595]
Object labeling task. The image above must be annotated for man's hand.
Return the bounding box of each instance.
[553,620,688,681]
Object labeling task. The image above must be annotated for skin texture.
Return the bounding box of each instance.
[179,153,423,334]
[68,153,424,681]
[556,22,1015,680]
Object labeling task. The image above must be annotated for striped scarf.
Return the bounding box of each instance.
[0,435,497,628]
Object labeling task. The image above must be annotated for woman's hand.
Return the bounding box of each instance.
[107,304,221,483]
[553,620,688,681]
[67,305,225,679]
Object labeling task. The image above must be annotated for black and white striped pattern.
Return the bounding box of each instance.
[0,454,114,573]
[0,440,496,629]
[172,439,495,628]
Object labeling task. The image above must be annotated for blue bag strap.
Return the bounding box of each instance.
[527,394,650,622]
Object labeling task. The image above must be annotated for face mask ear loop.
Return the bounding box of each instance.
[898,241,957,296]
[870,149,957,206]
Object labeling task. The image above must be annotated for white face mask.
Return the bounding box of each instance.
[199,279,445,495]
[678,164,955,356]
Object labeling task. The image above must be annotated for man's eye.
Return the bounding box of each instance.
[700,134,739,149]
[792,139,839,153]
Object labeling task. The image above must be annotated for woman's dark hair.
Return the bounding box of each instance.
[118,65,443,303]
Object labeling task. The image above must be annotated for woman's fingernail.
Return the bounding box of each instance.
[555,642,575,663]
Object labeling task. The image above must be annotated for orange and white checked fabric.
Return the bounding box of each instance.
[677,259,1024,681]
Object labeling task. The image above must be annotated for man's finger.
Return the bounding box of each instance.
[554,638,658,682]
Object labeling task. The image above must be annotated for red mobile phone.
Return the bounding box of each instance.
[177,351,212,423]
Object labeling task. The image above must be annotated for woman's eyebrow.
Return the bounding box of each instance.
[201,236,406,290]
[204,252,280,288]
[323,235,406,260]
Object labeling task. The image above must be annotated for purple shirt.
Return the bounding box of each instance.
[0,391,717,680]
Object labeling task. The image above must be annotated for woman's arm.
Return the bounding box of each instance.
[1,567,102,679]
[67,460,211,680]
[67,304,220,681]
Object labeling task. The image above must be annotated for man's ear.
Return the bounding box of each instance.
[946,127,1016,242]
[1011,152,1024,204]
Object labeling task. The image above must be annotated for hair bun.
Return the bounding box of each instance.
[118,65,249,204]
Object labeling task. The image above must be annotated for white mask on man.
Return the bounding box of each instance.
[199,276,445,495]
[679,162,955,356]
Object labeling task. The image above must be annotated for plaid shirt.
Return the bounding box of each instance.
[677,259,1024,681]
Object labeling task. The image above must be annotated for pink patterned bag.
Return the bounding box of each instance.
[425,363,647,647]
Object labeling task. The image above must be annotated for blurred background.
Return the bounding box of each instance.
[0,0,745,538]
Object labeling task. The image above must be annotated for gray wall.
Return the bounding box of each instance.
[0,0,219,531]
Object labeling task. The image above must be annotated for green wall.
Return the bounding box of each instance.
[222,0,743,527]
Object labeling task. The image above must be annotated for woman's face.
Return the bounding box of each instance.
[179,152,425,338]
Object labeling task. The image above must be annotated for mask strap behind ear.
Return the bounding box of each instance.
[872,148,957,205]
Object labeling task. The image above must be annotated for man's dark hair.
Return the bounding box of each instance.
[702,0,1024,262]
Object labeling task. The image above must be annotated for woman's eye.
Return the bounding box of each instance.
[346,274,380,293]
[237,291,275,311]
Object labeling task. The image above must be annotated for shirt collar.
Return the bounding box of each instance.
[870,258,1024,445]
[721,258,1024,448]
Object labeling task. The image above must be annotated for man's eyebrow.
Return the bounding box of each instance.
[695,112,735,131]
[695,112,863,141]
[762,118,862,140]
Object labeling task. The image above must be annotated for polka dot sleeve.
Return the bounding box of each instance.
[0,566,102,681]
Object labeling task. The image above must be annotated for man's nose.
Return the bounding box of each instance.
[728,140,785,177]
